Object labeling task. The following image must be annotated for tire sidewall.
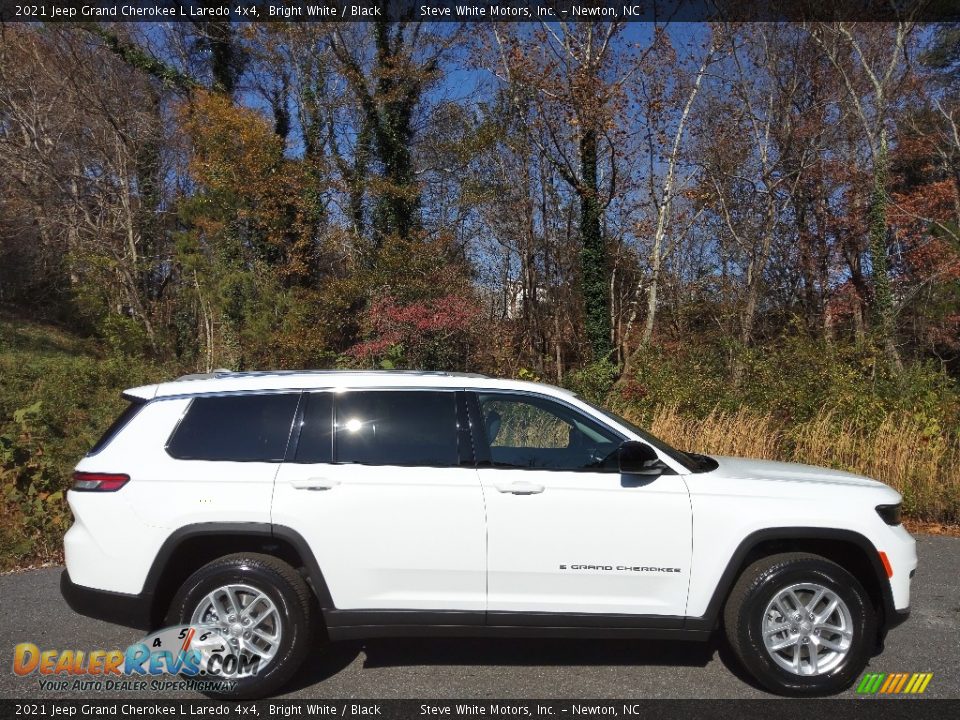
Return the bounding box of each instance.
[736,559,875,696]
[167,558,308,699]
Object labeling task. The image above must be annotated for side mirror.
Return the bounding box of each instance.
[619,441,665,475]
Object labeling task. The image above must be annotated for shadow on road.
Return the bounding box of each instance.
[358,637,715,668]
[282,635,769,694]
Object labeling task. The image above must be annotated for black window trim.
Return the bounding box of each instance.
[86,393,147,457]
[465,390,631,474]
[285,391,333,464]
[455,391,475,467]
[163,391,302,463]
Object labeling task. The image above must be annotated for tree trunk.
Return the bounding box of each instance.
[868,139,903,372]
[641,249,660,346]
[579,127,610,361]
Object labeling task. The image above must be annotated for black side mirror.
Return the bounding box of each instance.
[619,441,665,475]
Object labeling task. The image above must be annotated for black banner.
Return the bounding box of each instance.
[0,0,958,24]
[1,700,959,718]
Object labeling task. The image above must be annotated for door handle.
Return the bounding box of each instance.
[494,480,545,495]
[291,477,340,491]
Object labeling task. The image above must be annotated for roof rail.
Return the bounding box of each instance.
[173,369,490,381]
[175,369,233,381]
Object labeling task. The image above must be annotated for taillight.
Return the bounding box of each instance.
[71,472,130,492]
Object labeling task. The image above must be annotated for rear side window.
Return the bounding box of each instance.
[167,394,300,462]
[87,398,145,456]
[334,391,459,467]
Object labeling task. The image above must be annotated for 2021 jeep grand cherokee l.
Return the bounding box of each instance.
[61,370,916,698]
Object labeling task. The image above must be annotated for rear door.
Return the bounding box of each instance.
[272,389,487,612]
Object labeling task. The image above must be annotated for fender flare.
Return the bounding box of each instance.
[142,522,335,610]
[686,526,895,632]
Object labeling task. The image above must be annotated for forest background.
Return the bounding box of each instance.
[2,16,959,568]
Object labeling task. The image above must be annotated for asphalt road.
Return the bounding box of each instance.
[1,535,957,700]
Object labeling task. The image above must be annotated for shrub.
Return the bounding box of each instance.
[348,294,485,371]
[564,359,619,404]
[0,316,169,569]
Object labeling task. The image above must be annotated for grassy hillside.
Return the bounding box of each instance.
[0,314,168,570]
[1,315,958,571]
[639,405,960,525]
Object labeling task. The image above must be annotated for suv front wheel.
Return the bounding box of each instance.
[723,552,876,696]
[166,553,314,699]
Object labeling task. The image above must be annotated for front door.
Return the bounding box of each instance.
[471,391,692,618]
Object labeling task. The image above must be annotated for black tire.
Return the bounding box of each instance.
[166,553,314,699]
[723,552,876,696]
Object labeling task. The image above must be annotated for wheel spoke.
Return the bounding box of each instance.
[211,592,231,623]
[767,636,796,652]
[249,605,278,631]
[225,587,243,618]
[818,637,846,653]
[806,587,826,613]
[240,594,265,620]
[763,623,792,637]
[791,641,801,671]
[251,628,279,651]
[773,597,792,620]
[808,644,819,674]
[817,598,839,623]
[818,624,851,640]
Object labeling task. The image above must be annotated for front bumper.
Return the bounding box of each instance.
[60,570,153,630]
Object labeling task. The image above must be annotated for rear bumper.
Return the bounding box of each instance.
[60,570,153,630]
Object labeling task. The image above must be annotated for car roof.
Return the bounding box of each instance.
[124,370,578,401]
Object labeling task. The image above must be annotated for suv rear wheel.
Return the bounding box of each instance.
[723,552,876,696]
[166,553,314,699]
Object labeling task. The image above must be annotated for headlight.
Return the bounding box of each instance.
[876,503,902,526]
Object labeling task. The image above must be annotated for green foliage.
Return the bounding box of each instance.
[0,315,169,570]
[0,401,63,568]
[612,336,959,435]
[83,25,197,91]
[564,359,619,405]
[98,313,151,357]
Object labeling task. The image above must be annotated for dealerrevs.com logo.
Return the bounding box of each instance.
[856,672,934,695]
[11,625,260,693]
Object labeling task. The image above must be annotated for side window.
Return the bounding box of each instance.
[167,394,299,462]
[294,392,333,464]
[335,391,459,467]
[476,393,622,472]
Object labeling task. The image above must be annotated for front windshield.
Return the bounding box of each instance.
[581,400,705,473]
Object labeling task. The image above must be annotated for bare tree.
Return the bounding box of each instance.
[809,21,918,370]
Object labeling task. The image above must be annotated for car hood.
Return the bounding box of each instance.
[705,455,887,490]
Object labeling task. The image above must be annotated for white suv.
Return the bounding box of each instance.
[62,371,916,698]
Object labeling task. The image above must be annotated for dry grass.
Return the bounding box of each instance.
[624,405,960,524]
